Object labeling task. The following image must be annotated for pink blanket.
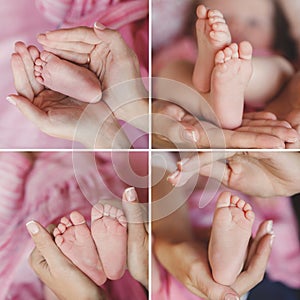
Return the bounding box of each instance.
[1,0,148,148]
[0,152,148,300]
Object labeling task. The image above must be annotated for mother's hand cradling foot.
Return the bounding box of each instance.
[27,221,105,300]
[8,42,130,148]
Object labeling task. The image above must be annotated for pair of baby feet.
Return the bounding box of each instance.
[53,203,127,286]
[193,5,253,129]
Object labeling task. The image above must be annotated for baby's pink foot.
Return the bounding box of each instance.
[210,41,253,129]
[91,203,127,280]
[192,4,231,93]
[34,51,102,103]
[208,191,255,285]
[53,211,106,286]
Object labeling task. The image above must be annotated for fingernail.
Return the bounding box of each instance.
[26,221,39,235]
[183,130,198,143]
[177,158,190,170]
[167,170,180,182]
[224,294,239,300]
[124,187,137,202]
[270,234,276,247]
[266,220,273,234]
[6,97,16,106]
[287,137,298,143]
[94,22,106,30]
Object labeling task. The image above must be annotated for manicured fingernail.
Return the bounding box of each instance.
[124,187,137,202]
[94,22,106,30]
[224,294,239,300]
[26,221,39,235]
[183,130,198,143]
[287,137,298,143]
[167,170,180,184]
[270,234,275,247]
[6,97,16,105]
[177,158,190,170]
[266,220,273,234]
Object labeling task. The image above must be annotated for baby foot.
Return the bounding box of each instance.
[91,203,127,280]
[192,5,231,93]
[210,41,253,129]
[208,192,255,286]
[53,211,107,286]
[34,51,102,103]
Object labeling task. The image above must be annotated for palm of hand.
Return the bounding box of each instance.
[32,88,87,139]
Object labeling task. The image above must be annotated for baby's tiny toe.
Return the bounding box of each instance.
[118,215,127,227]
[35,58,43,66]
[58,223,67,233]
[55,235,64,247]
[53,228,60,237]
[231,196,240,205]
[109,206,118,218]
[244,203,252,211]
[103,204,112,217]
[246,210,255,221]
[91,204,104,221]
[237,199,246,209]
[60,216,72,227]
[208,9,223,19]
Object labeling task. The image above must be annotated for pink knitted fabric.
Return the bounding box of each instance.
[0,152,148,300]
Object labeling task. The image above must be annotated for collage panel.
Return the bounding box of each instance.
[152,0,300,149]
[1,151,148,299]
[152,151,300,299]
[2,0,149,149]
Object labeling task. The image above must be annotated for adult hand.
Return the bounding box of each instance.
[27,221,105,300]
[122,187,148,289]
[170,152,300,197]
[37,25,148,132]
[154,220,273,300]
[152,100,299,149]
[266,71,300,146]
[8,42,130,149]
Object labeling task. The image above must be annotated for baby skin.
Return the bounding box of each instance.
[208,192,255,286]
[192,4,231,93]
[34,51,102,103]
[209,42,253,129]
[53,211,107,286]
[91,203,127,280]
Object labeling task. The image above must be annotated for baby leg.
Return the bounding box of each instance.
[192,4,231,93]
[208,192,255,285]
[91,203,127,280]
[209,42,253,129]
[34,51,102,103]
[53,211,107,286]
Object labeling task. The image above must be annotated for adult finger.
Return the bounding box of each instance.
[245,220,274,269]
[14,42,43,95]
[232,234,273,296]
[39,27,99,44]
[168,152,234,187]
[122,187,148,226]
[7,95,48,131]
[152,113,200,148]
[11,53,34,100]
[224,130,285,149]
[38,36,95,54]
[237,126,299,144]
[241,119,292,129]
[42,46,88,65]
[243,111,277,121]
[26,221,66,269]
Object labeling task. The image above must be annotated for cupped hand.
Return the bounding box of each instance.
[152,100,298,149]
[154,220,273,300]
[170,151,300,197]
[9,42,130,148]
[27,221,105,300]
[37,25,148,131]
